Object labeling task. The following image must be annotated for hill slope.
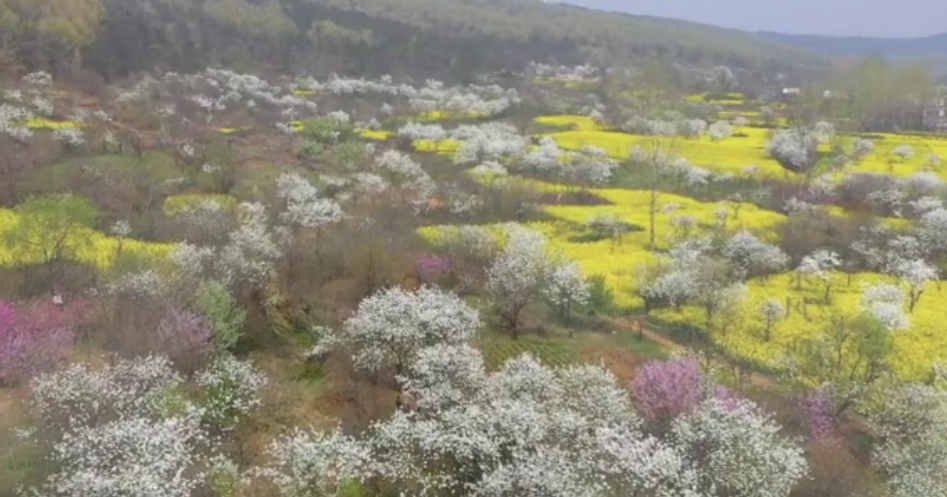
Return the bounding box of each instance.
[0,0,821,81]
[758,31,947,60]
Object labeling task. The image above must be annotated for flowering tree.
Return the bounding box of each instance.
[22,354,268,497]
[196,354,268,431]
[723,230,790,278]
[860,283,909,331]
[851,138,875,161]
[707,120,732,141]
[258,427,370,497]
[869,383,947,497]
[629,137,711,249]
[171,199,233,245]
[766,128,819,176]
[367,354,700,497]
[217,202,284,291]
[276,173,343,229]
[450,122,527,166]
[632,356,702,426]
[892,144,913,162]
[396,122,447,150]
[311,286,481,373]
[486,224,552,334]
[587,213,630,247]
[887,258,937,313]
[691,258,747,330]
[926,153,942,168]
[637,239,710,310]
[759,299,787,341]
[0,301,75,386]
[156,308,213,369]
[672,397,809,497]
[412,252,452,284]
[919,207,947,251]
[798,387,837,445]
[562,144,617,189]
[798,249,842,303]
[25,356,196,496]
[266,340,808,497]
[678,118,707,138]
[542,258,591,321]
[397,343,486,411]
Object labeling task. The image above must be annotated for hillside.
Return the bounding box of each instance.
[759,31,947,61]
[0,0,821,81]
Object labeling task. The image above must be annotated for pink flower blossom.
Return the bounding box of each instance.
[632,356,701,423]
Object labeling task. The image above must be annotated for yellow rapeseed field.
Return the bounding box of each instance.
[651,271,947,381]
[0,208,174,269]
[539,115,947,180]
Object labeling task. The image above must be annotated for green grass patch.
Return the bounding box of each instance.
[479,332,581,371]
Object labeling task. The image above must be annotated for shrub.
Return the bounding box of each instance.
[302,116,355,145]
[194,280,246,354]
[583,274,615,314]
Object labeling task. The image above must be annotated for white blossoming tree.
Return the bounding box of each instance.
[397,343,486,411]
[867,383,947,497]
[217,202,284,291]
[892,144,914,162]
[673,397,809,497]
[369,354,701,497]
[798,249,842,303]
[628,134,710,250]
[486,224,553,335]
[707,120,732,141]
[766,128,819,176]
[759,299,787,341]
[724,230,790,278]
[276,173,343,229]
[852,137,875,161]
[311,285,481,373]
[562,144,617,189]
[262,348,808,497]
[860,283,909,331]
[542,258,591,321]
[21,355,268,497]
[886,258,938,313]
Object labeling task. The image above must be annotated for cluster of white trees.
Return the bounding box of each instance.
[307,284,808,497]
[22,354,267,497]
[294,73,520,117]
[169,172,344,293]
[621,116,734,140]
[485,224,591,332]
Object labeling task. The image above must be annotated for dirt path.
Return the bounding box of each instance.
[611,317,782,393]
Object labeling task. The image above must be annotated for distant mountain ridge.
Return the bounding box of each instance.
[757,31,947,59]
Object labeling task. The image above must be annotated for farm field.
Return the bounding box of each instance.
[413,112,947,385]
[2,29,947,493]
[541,115,947,179]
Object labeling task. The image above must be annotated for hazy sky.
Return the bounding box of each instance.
[564,0,947,38]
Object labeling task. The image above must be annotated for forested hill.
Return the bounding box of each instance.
[759,31,947,60]
[0,0,820,82]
